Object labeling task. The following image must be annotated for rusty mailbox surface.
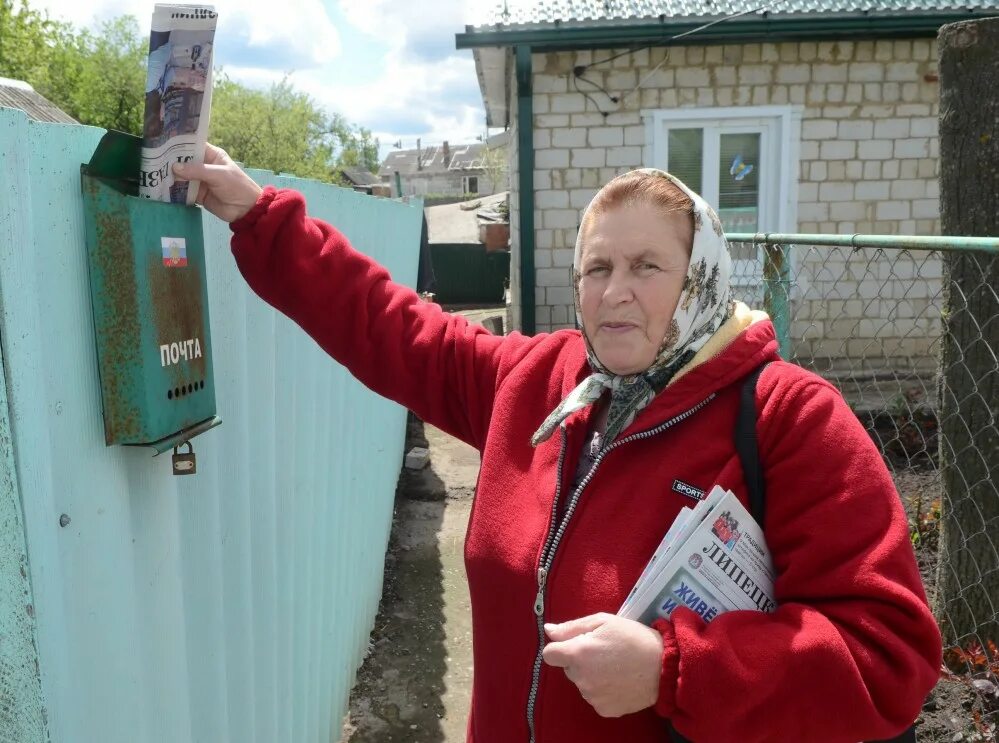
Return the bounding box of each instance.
[81,130,221,453]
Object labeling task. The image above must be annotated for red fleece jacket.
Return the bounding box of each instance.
[230,187,942,743]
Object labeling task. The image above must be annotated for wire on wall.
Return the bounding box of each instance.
[572,71,618,117]
[565,3,780,115]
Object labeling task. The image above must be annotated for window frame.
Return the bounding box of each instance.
[642,105,801,286]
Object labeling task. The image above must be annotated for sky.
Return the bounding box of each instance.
[26,0,503,161]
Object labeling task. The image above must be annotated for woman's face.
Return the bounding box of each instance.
[578,203,693,376]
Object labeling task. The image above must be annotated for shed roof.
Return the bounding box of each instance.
[340,167,382,186]
[0,78,77,124]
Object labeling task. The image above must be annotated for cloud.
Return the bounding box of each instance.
[30,0,149,28]
[291,47,489,156]
[319,0,500,156]
[31,0,498,161]
[216,65,287,89]
[338,0,472,62]
[219,0,340,68]
[31,0,341,68]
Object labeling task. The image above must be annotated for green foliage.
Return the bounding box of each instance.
[479,145,508,194]
[0,4,146,133]
[210,74,379,183]
[909,493,940,549]
[0,0,73,94]
[331,112,379,173]
[55,16,147,133]
[0,2,379,180]
[210,74,334,182]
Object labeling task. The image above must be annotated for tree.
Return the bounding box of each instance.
[0,0,73,94]
[52,16,148,133]
[210,74,335,181]
[330,112,380,173]
[210,74,379,182]
[480,144,508,194]
[1,3,379,181]
[935,17,999,648]
[0,5,146,133]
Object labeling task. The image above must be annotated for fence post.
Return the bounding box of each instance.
[762,242,792,359]
[936,17,999,648]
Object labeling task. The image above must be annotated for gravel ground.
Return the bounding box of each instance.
[895,469,998,742]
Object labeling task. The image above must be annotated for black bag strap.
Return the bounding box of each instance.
[735,363,769,526]
[668,363,916,743]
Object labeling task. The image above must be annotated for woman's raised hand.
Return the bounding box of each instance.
[172,144,263,223]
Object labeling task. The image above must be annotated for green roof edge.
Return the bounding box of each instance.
[456,12,999,50]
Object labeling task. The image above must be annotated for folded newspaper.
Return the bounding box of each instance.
[139,4,217,204]
[619,485,777,626]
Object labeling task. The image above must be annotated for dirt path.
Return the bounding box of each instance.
[340,416,479,743]
[339,304,502,743]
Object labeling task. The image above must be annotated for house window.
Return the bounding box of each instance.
[645,105,800,285]
[463,175,479,195]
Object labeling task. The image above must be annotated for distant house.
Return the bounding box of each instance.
[379,131,509,199]
[456,0,999,371]
[0,77,76,124]
[339,167,391,197]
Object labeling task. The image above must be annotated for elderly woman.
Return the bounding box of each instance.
[175,150,941,743]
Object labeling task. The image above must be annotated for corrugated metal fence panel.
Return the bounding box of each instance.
[0,107,422,743]
[0,111,48,743]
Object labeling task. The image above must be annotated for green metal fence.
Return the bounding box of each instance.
[429,243,509,304]
[729,232,999,738]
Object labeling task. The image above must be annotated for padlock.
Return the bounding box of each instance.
[172,442,197,476]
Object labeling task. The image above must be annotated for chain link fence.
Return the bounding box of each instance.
[728,233,999,740]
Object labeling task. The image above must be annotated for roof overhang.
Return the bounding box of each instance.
[472,46,512,128]
[457,9,999,123]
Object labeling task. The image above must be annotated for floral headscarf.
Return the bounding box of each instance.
[531,169,734,447]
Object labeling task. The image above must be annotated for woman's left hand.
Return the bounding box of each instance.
[542,612,664,717]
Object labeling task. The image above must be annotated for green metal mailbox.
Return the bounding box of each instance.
[81,130,221,459]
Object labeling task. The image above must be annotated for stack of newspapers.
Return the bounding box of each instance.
[619,486,777,626]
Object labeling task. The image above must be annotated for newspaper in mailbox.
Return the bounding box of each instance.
[139,4,217,204]
[619,485,776,626]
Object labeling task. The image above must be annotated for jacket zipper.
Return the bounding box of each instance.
[525,393,717,742]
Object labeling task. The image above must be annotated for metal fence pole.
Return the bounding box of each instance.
[762,242,792,359]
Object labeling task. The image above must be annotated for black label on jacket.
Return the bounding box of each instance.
[672,479,706,502]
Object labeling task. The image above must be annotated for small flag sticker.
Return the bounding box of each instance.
[162,237,188,267]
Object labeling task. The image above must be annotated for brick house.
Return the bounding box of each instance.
[456,1,999,371]
[379,131,509,198]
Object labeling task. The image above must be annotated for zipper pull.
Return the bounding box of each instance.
[534,567,548,616]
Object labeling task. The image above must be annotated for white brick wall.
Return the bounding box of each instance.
[509,41,942,367]
[553,128,586,148]
[588,127,624,147]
